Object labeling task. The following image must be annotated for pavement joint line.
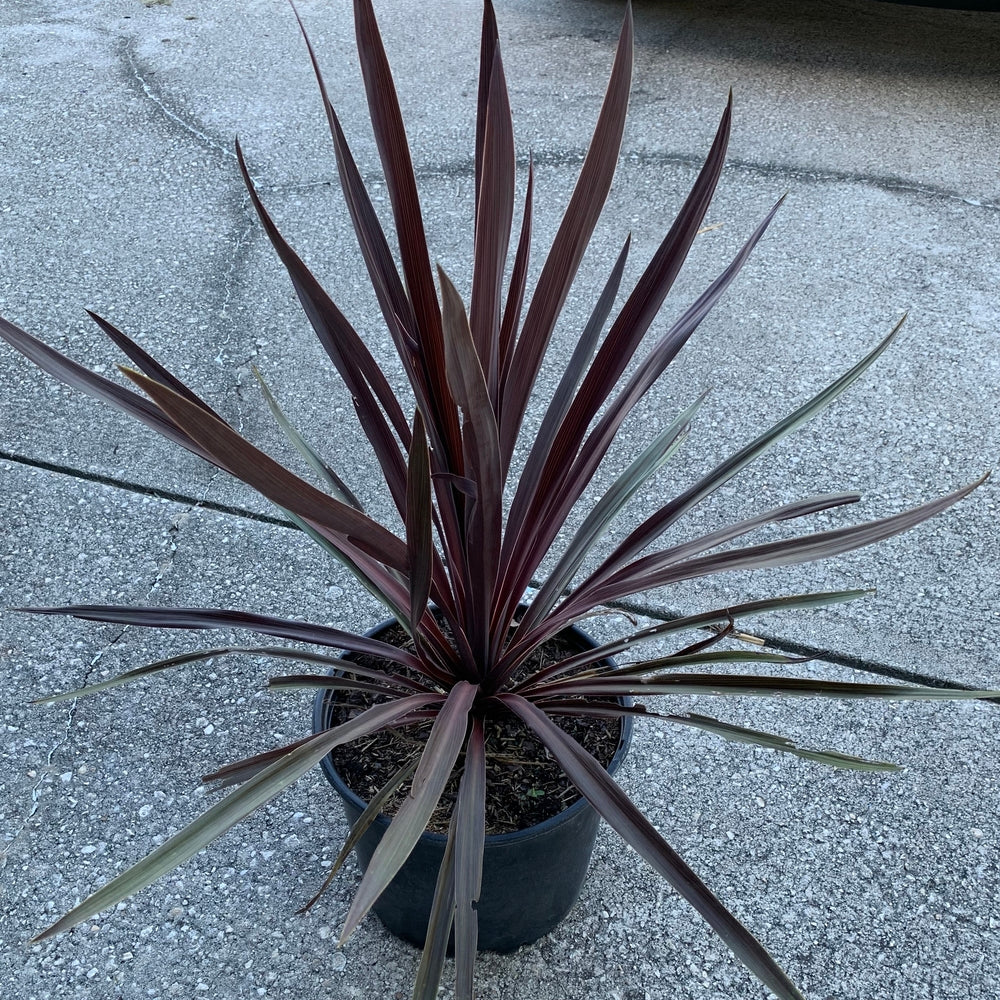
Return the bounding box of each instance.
[0,450,293,528]
[242,150,999,220]
[5,451,988,699]
[415,151,1000,214]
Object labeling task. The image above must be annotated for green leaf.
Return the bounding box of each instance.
[558,648,810,682]
[667,712,902,771]
[267,674,416,698]
[297,755,419,914]
[252,365,362,509]
[33,693,442,942]
[33,644,429,706]
[33,647,238,704]
[503,694,807,1000]
[277,507,412,629]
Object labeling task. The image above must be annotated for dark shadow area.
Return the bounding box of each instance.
[571,0,1000,78]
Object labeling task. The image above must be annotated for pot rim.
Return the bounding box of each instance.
[313,614,634,846]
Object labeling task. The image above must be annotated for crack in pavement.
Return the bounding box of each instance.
[120,38,237,165]
[216,214,259,325]
[118,33,277,434]
[110,18,998,220]
[0,505,189,872]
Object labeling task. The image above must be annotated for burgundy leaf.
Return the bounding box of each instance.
[497,159,533,393]
[475,0,501,209]
[580,474,987,608]
[503,695,806,1000]
[235,140,410,512]
[470,45,515,395]
[201,734,316,789]
[0,316,208,460]
[596,318,905,579]
[407,411,434,631]
[339,680,478,943]
[498,4,634,464]
[495,234,633,627]
[122,367,409,570]
[87,310,222,419]
[353,0,463,471]
[508,197,783,609]
[440,267,503,664]
[23,604,423,670]
[291,7,417,350]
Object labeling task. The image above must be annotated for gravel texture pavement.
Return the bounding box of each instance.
[2,2,998,999]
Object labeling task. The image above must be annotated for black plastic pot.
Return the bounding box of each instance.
[312,617,632,953]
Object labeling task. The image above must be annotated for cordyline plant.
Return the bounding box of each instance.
[3,2,995,999]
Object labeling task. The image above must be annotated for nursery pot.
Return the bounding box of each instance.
[312,617,633,953]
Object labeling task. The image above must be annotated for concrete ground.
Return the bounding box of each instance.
[1,1,998,998]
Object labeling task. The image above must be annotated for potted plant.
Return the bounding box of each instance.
[2,2,994,998]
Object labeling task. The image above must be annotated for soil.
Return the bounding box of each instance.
[323,622,625,836]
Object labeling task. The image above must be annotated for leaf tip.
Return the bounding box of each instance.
[30,920,61,945]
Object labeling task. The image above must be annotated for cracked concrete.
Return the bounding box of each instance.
[118,37,240,168]
[421,145,1000,215]
[2,1,999,999]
